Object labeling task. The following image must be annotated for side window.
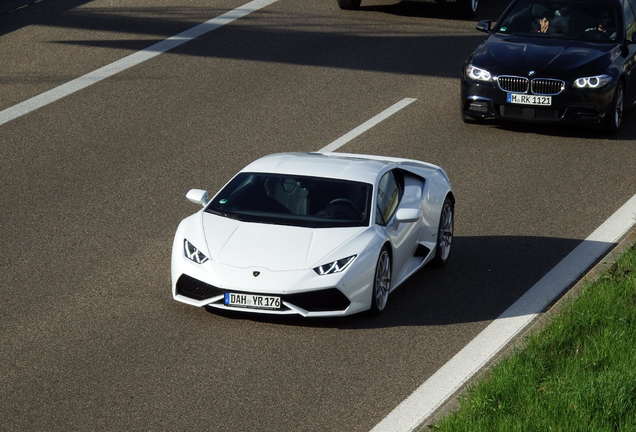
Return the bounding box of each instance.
[625,0,636,41]
[375,171,402,225]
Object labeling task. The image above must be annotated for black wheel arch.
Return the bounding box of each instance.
[445,192,456,206]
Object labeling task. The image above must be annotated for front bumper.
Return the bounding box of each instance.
[461,78,615,125]
[174,273,354,317]
[171,251,375,317]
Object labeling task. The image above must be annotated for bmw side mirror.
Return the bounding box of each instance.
[476,20,492,33]
[186,189,209,207]
[395,208,421,224]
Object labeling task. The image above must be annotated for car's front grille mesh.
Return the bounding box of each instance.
[176,274,224,300]
[497,76,529,93]
[284,289,350,312]
[531,78,565,95]
[497,75,565,95]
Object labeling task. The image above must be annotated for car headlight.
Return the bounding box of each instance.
[184,239,209,264]
[573,74,612,89]
[313,255,356,275]
[466,64,493,82]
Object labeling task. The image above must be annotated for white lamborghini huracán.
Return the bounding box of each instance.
[172,152,454,317]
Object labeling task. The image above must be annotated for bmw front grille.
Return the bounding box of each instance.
[530,78,565,95]
[497,75,529,93]
[497,75,565,95]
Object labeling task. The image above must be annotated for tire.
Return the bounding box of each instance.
[370,247,392,314]
[337,0,361,10]
[456,0,479,18]
[602,82,624,133]
[431,197,454,267]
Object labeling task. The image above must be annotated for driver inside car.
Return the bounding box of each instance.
[585,11,616,39]
[531,2,569,34]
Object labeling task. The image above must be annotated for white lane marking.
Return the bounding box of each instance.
[370,194,636,432]
[319,98,417,153]
[0,0,278,127]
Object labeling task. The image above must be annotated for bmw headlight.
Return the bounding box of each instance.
[573,74,612,89]
[184,239,209,264]
[466,64,493,82]
[313,255,356,275]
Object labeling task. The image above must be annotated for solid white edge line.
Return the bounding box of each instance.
[0,0,279,127]
[370,194,636,432]
[318,98,417,153]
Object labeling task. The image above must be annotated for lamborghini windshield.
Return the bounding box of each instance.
[205,172,372,228]
[495,0,621,42]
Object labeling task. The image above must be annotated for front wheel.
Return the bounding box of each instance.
[431,197,454,267]
[603,83,624,133]
[337,0,361,10]
[370,248,392,314]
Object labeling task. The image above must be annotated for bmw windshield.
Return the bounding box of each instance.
[495,0,621,42]
[205,172,372,228]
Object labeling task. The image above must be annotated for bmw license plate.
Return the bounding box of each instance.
[224,292,281,309]
[507,93,552,106]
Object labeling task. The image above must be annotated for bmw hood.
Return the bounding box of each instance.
[200,212,367,271]
[471,35,618,78]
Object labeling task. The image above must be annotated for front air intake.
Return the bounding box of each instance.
[176,274,224,300]
[176,274,351,312]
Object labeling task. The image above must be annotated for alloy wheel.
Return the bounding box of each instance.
[374,250,391,311]
[438,202,454,261]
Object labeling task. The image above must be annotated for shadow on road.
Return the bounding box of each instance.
[359,0,509,20]
[205,234,606,329]
[468,114,636,140]
[0,0,95,36]
[11,0,629,137]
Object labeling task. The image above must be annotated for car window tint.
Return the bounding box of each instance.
[496,0,620,42]
[206,172,372,228]
[376,171,401,225]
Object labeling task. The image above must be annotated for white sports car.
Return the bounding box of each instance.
[172,152,454,317]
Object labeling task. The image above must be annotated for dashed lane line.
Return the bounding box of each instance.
[319,98,417,153]
[0,0,279,127]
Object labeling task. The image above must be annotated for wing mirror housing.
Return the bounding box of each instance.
[395,208,421,224]
[476,20,492,33]
[186,189,209,207]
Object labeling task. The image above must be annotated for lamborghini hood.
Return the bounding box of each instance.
[200,212,366,271]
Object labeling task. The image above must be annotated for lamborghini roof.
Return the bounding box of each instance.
[240,152,392,184]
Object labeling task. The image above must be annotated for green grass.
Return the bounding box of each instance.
[432,245,636,432]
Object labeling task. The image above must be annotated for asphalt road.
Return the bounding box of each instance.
[2,1,635,431]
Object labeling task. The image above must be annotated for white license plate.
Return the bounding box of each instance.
[224,292,281,309]
[507,93,552,106]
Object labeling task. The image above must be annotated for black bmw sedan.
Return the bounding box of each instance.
[461,0,636,132]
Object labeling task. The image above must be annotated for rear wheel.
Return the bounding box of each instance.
[370,248,391,314]
[337,0,361,9]
[431,197,454,267]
